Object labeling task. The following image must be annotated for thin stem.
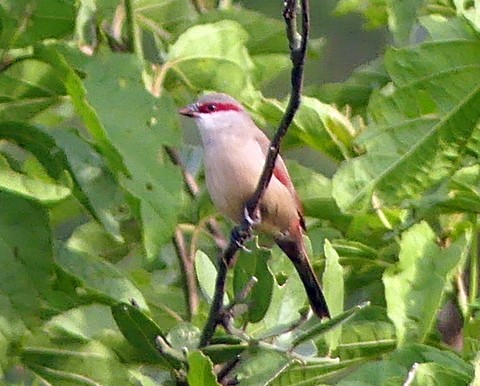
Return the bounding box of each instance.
[199,252,229,347]
[173,228,199,319]
[469,215,478,313]
[245,0,309,219]
[124,0,144,61]
[190,0,206,13]
[198,0,310,348]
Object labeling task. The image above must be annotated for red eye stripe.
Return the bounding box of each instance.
[197,102,243,114]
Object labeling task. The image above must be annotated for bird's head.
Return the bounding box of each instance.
[179,93,251,133]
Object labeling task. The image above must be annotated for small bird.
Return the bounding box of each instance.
[179,93,330,318]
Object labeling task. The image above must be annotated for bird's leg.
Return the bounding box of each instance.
[243,206,261,226]
[230,226,252,253]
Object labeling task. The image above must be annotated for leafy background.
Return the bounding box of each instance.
[0,0,480,385]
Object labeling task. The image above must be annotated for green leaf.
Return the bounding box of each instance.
[22,335,131,385]
[336,360,406,385]
[335,0,389,30]
[197,8,287,55]
[333,34,480,213]
[39,45,183,259]
[472,352,480,385]
[0,58,66,121]
[135,0,196,35]
[78,51,183,258]
[273,360,367,386]
[454,0,480,32]
[407,362,472,386]
[34,44,125,172]
[49,129,126,242]
[0,152,71,202]
[196,7,292,88]
[187,351,220,386]
[111,302,173,366]
[234,347,291,386]
[166,20,254,95]
[195,250,228,305]
[391,344,474,378]
[234,249,273,323]
[317,58,389,115]
[0,122,73,203]
[383,222,471,346]
[386,0,425,45]
[67,222,128,262]
[0,0,75,48]
[0,237,33,366]
[201,343,247,364]
[0,192,55,304]
[287,161,351,228]
[322,240,345,351]
[258,96,355,161]
[45,304,119,342]
[249,248,306,334]
[294,306,369,351]
[56,247,149,311]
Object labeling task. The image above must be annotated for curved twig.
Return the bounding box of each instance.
[199,0,310,348]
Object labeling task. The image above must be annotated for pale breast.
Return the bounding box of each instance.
[204,138,262,223]
[203,136,299,236]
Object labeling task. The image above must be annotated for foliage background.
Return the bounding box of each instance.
[0,0,479,385]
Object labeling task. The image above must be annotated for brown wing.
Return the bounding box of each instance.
[255,133,306,231]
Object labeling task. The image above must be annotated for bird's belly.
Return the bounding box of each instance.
[204,147,260,223]
[203,142,298,235]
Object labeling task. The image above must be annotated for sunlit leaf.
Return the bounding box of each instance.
[187,351,220,386]
[333,30,480,213]
[383,222,471,345]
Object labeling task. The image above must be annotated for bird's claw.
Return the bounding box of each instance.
[244,207,261,226]
[231,226,252,252]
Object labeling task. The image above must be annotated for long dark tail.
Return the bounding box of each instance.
[276,238,331,318]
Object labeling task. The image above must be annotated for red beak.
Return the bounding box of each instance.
[178,104,199,117]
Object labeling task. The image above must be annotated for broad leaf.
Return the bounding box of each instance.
[383,222,471,345]
[50,129,126,242]
[333,28,480,213]
[234,347,291,386]
[0,59,66,121]
[317,58,389,115]
[22,335,131,385]
[187,351,220,386]
[195,250,228,305]
[234,249,274,323]
[112,302,174,367]
[166,20,254,95]
[258,96,356,161]
[322,240,345,352]
[0,0,75,48]
[0,153,71,202]
[135,0,196,36]
[56,247,149,310]
[249,247,307,335]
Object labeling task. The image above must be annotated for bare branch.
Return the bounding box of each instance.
[198,0,310,348]
[190,0,206,13]
[173,228,199,319]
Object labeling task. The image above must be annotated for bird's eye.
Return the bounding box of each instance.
[207,104,217,112]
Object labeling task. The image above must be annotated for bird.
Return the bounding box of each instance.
[179,93,330,319]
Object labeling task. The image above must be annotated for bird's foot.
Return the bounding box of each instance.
[231,226,252,252]
[243,207,261,227]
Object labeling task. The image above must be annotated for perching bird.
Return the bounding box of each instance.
[179,93,330,318]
